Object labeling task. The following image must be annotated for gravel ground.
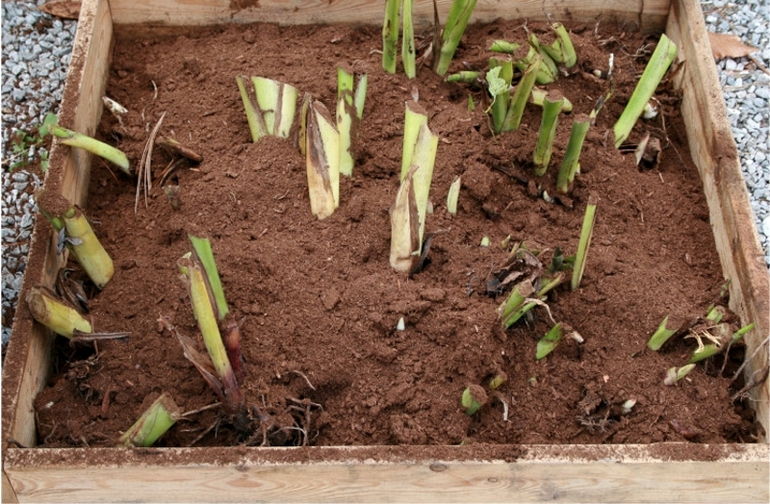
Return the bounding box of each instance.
[1,0,769,346]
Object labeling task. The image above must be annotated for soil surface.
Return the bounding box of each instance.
[31,19,762,449]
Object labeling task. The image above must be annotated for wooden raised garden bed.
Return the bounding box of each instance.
[2,0,769,501]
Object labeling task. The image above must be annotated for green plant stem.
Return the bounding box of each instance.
[489,40,520,53]
[62,206,114,289]
[251,77,298,138]
[382,0,401,73]
[541,23,577,68]
[556,114,591,194]
[502,54,541,131]
[446,70,483,83]
[305,97,340,220]
[536,323,563,360]
[337,67,356,177]
[488,58,513,134]
[571,198,597,290]
[613,34,677,147]
[27,286,92,338]
[188,234,229,321]
[446,176,461,214]
[236,75,268,142]
[533,91,564,176]
[50,125,130,175]
[119,393,181,447]
[530,87,573,112]
[390,165,421,273]
[434,0,478,76]
[402,0,416,78]
[354,74,368,120]
[647,315,678,351]
[498,279,535,326]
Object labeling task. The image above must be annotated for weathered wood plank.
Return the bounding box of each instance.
[5,445,769,503]
[108,0,670,30]
[666,0,770,436]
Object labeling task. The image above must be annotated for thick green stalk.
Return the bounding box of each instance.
[533,91,564,176]
[536,323,563,360]
[401,100,429,180]
[119,393,181,447]
[382,0,401,73]
[530,87,573,112]
[557,114,591,194]
[613,34,677,147]
[63,206,114,289]
[502,54,541,131]
[48,125,130,175]
[402,0,416,78]
[571,198,597,291]
[251,77,298,138]
[434,0,478,76]
[188,234,229,321]
[541,23,577,68]
[446,70,482,83]
[408,121,438,245]
[236,75,268,143]
[497,279,534,325]
[390,165,421,273]
[27,286,92,338]
[305,97,340,220]
[489,40,520,54]
[647,315,678,351]
[354,74,368,120]
[337,67,356,177]
[488,58,513,134]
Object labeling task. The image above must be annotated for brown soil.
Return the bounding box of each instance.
[32,20,762,449]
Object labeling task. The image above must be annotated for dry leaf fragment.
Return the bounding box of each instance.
[39,0,81,20]
[708,32,758,61]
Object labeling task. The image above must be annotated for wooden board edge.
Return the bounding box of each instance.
[1,0,115,453]
[2,470,19,503]
[665,0,770,438]
[107,0,670,30]
[4,445,768,503]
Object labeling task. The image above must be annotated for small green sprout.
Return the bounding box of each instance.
[461,384,488,415]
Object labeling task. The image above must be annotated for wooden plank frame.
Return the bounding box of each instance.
[2,0,768,501]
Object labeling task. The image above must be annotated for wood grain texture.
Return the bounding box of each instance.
[4,445,768,503]
[666,0,770,438]
[108,0,669,30]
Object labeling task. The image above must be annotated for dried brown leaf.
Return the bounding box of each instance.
[708,32,758,60]
[39,0,81,19]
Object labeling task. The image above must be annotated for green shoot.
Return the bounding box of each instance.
[461,384,488,415]
[434,0,478,76]
[390,165,421,274]
[664,364,695,386]
[497,279,535,327]
[382,0,401,73]
[556,114,591,194]
[304,95,340,220]
[401,101,438,244]
[251,76,298,138]
[533,90,564,176]
[178,248,245,418]
[119,393,181,447]
[447,176,461,215]
[402,0,416,78]
[337,70,367,177]
[503,53,541,131]
[647,315,679,351]
[40,114,130,175]
[536,322,563,360]
[27,285,92,338]
[488,372,507,390]
[571,198,597,290]
[540,23,577,68]
[487,59,513,134]
[446,70,483,84]
[188,234,229,321]
[236,75,268,142]
[480,236,490,247]
[489,40,520,54]
[613,34,677,147]
[62,206,114,289]
[530,87,573,112]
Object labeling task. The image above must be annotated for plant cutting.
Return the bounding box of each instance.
[236,76,298,140]
[337,67,368,177]
[571,198,597,290]
[26,285,92,338]
[556,114,591,194]
[647,315,679,351]
[390,101,438,273]
[486,58,513,134]
[613,34,677,147]
[664,364,696,386]
[539,23,578,68]
[401,0,416,78]
[40,112,130,175]
[304,95,341,220]
[461,384,488,415]
[446,176,461,214]
[536,322,563,360]
[177,235,247,426]
[530,87,573,112]
[433,0,478,76]
[381,0,401,73]
[503,54,541,131]
[119,393,182,447]
[533,90,565,176]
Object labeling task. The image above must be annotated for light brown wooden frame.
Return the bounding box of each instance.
[2,0,768,501]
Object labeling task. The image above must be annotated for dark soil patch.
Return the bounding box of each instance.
[31,20,762,449]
